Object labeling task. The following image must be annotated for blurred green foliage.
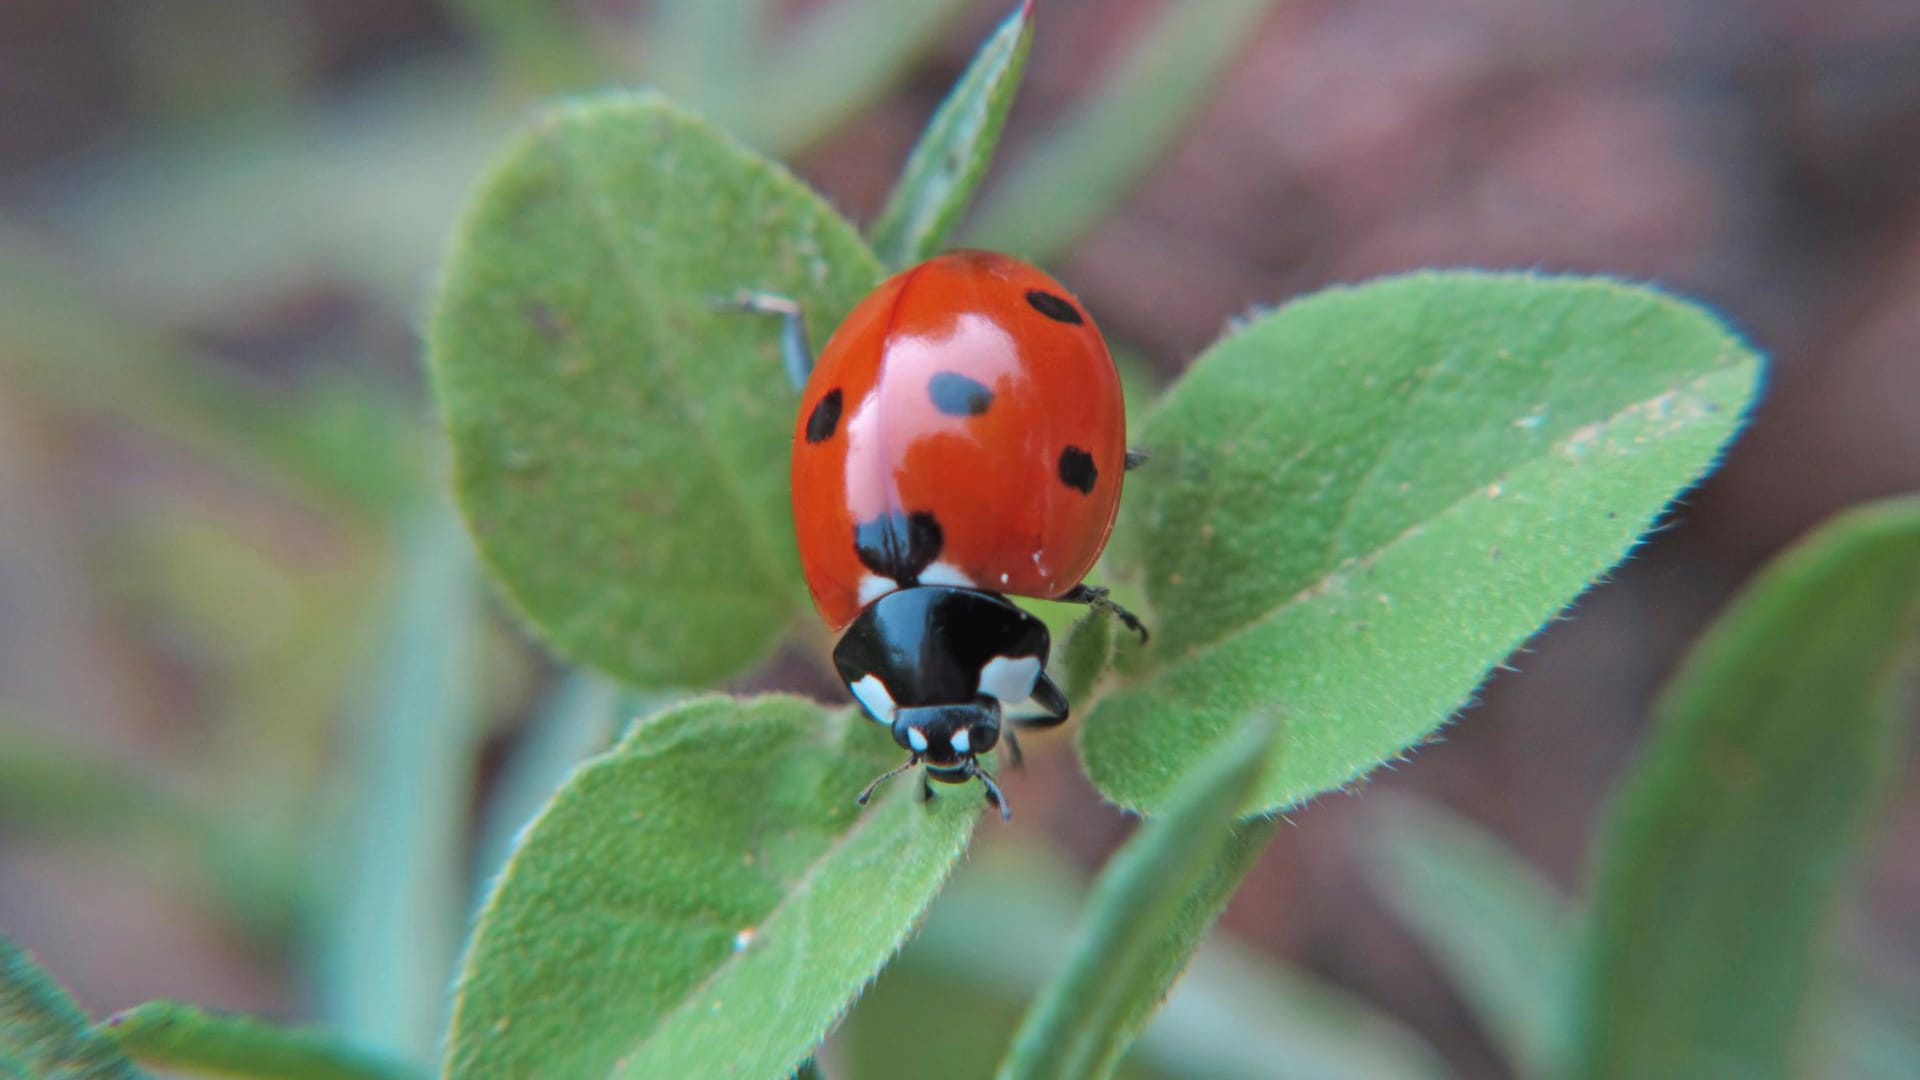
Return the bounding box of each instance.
[0,4,1912,1080]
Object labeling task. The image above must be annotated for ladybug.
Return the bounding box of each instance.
[735,251,1145,819]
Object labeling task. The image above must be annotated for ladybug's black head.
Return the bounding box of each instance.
[834,586,1069,821]
[890,701,1001,768]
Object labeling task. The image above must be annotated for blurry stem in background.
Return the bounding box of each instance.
[746,0,977,154]
[889,835,1454,1079]
[1363,794,1920,1079]
[651,0,769,124]
[468,672,633,903]
[440,0,604,92]
[321,503,486,1065]
[1361,797,1578,1076]
[964,0,1285,262]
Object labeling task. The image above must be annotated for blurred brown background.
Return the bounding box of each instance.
[2,1,1917,1077]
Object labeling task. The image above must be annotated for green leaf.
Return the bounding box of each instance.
[999,721,1278,1080]
[1053,610,1115,707]
[323,505,486,1063]
[867,1,1034,269]
[1082,273,1762,814]
[0,934,146,1079]
[103,1003,421,1080]
[445,696,977,1079]
[1362,798,1576,1076]
[1572,497,1920,1080]
[428,92,883,688]
[964,0,1281,260]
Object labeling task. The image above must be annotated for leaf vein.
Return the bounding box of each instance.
[549,124,792,598]
[1137,370,1734,686]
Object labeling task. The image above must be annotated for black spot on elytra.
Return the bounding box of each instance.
[928,372,994,417]
[855,511,944,584]
[805,389,843,443]
[1025,290,1083,325]
[1058,447,1097,494]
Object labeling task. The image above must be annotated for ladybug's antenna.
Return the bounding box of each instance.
[856,755,920,807]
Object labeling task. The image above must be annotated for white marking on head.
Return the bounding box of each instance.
[950,728,971,755]
[999,572,1010,585]
[978,655,1042,705]
[858,574,894,606]
[849,675,896,724]
[918,560,975,589]
[906,727,929,753]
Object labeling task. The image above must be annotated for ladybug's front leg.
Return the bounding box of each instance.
[720,291,813,391]
[1060,584,1150,644]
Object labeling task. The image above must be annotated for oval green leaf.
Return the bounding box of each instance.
[1573,497,1920,1079]
[428,93,883,688]
[445,696,978,1079]
[867,0,1033,269]
[1083,273,1762,813]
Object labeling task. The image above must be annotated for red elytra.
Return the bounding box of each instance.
[790,250,1127,630]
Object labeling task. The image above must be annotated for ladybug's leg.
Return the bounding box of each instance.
[1007,672,1069,735]
[1060,584,1150,644]
[999,727,1024,770]
[720,291,812,391]
[1125,449,1150,471]
[972,765,1013,822]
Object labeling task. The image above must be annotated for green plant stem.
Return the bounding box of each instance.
[322,504,485,1063]
[104,1003,423,1080]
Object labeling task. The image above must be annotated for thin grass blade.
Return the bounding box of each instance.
[997,720,1278,1080]
[868,1,1035,269]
